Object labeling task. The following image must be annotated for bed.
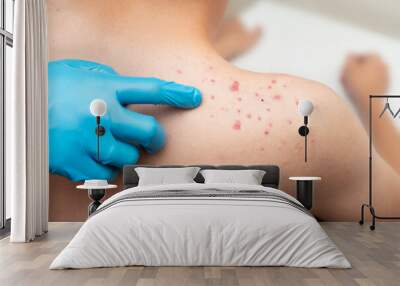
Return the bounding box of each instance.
[50,165,350,269]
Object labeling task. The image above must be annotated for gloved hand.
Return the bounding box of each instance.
[49,59,202,181]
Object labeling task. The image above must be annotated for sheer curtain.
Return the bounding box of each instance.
[7,0,48,242]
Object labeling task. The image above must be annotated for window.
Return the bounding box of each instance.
[0,0,14,234]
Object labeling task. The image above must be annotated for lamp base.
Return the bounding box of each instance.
[298,126,309,136]
[88,189,106,216]
[96,125,106,136]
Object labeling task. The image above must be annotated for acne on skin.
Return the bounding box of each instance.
[208,78,294,135]
[197,74,315,158]
[105,54,291,138]
[167,58,345,167]
[230,80,240,92]
[198,74,300,142]
[233,120,241,130]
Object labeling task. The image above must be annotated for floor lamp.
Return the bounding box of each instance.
[359,95,400,230]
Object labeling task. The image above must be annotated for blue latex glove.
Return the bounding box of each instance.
[49,59,202,181]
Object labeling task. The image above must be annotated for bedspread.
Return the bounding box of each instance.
[50,183,350,269]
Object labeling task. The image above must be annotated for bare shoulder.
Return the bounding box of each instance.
[258,72,356,118]
[268,73,341,100]
[248,71,367,144]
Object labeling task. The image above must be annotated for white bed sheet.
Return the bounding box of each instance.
[50,183,350,269]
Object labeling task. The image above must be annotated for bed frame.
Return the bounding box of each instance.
[123,165,280,189]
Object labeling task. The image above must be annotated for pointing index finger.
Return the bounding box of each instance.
[111,76,202,108]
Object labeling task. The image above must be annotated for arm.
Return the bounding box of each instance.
[341,53,400,174]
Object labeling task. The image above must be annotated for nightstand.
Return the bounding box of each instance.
[289,177,321,210]
[77,181,117,216]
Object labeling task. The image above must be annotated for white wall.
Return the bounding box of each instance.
[231,1,400,111]
[228,0,400,40]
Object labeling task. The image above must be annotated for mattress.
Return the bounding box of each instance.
[50,183,350,269]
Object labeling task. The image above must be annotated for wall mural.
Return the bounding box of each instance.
[47,1,400,222]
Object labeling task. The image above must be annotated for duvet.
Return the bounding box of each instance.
[50,183,351,269]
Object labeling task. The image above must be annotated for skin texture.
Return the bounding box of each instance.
[48,0,400,221]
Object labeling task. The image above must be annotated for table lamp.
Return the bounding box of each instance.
[298,100,314,162]
[89,99,107,162]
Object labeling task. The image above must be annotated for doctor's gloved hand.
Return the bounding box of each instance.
[49,59,202,181]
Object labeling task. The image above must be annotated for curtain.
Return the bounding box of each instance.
[8,0,49,242]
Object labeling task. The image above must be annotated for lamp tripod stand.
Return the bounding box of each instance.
[297,100,313,163]
[95,116,105,161]
[298,116,310,162]
[359,95,400,230]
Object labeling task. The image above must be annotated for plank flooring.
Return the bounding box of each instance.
[0,222,399,286]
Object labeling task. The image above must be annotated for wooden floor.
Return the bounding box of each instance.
[0,222,399,286]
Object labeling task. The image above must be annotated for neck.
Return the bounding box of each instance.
[110,1,232,76]
[60,0,227,46]
[119,1,227,38]
[48,0,233,75]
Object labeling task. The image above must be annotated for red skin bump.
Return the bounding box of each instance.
[273,95,282,101]
[210,79,215,83]
[230,80,240,92]
[255,92,260,97]
[233,120,241,130]
[237,97,242,102]
[271,80,277,84]
[267,85,272,89]
[268,122,273,128]
[176,69,182,74]
[210,95,215,100]
[246,113,252,119]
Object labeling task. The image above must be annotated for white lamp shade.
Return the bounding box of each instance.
[298,100,314,116]
[90,99,107,117]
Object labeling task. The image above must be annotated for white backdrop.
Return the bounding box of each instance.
[233,1,400,105]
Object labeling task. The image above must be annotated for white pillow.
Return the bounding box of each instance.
[135,167,200,186]
[200,169,266,185]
